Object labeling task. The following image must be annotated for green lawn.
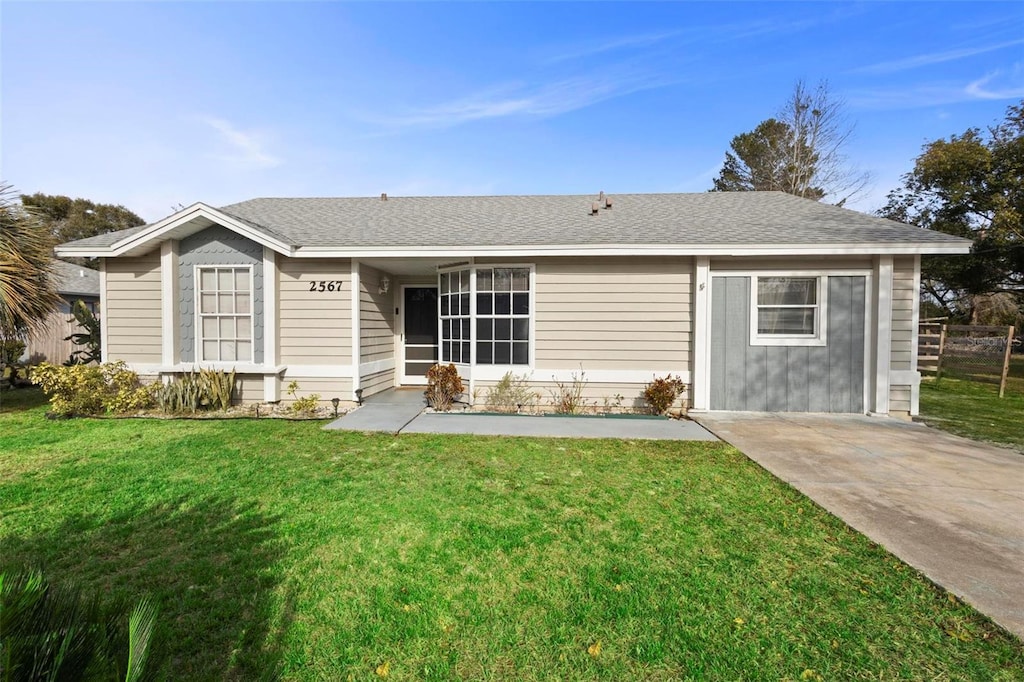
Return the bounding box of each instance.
[920,377,1024,452]
[2,388,1022,680]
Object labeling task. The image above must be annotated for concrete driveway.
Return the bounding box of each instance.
[694,413,1024,640]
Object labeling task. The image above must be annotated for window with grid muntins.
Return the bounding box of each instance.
[198,267,253,362]
[439,270,471,364]
[476,267,530,365]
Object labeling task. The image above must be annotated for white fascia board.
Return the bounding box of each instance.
[54,203,294,258]
[291,242,972,259]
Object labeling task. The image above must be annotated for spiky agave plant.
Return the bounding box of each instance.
[0,570,160,682]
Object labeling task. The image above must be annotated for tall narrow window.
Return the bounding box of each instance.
[198,266,253,362]
[439,269,470,363]
[476,267,530,365]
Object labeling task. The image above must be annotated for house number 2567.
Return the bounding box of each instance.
[309,280,343,292]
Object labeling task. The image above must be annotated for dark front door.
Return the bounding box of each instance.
[402,286,438,383]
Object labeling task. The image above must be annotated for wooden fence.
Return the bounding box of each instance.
[919,320,1016,397]
[24,310,83,365]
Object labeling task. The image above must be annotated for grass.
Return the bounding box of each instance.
[919,377,1024,452]
[2,388,1022,680]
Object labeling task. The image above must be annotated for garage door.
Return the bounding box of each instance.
[710,275,866,412]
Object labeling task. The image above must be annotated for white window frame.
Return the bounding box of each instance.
[749,273,828,347]
[437,267,472,366]
[473,264,534,368]
[435,263,536,375]
[194,264,256,364]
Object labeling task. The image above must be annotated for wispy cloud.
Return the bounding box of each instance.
[372,69,681,130]
[540,30,682,64]
[848,65,1024,110]
[852,38,1024,74]
[201,116,281,169]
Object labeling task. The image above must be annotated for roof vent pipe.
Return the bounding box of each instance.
[591,202,600,215]
[381,193,387,201]
[604,197,613,209]
[598,191,605,202]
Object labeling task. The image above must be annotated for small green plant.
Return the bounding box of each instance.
[1,338,28,387]
[287,380,321,415]
[154,368,236,414]
[425,363,464,411]
[64,299,102,365]
[643,374,686,415]
[601,393,626,414]
[0,569,160,682]
[485,371,539,413]
[549,369,588,414]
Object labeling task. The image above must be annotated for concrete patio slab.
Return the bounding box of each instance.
[402,413,719,440]
[694,412,1024,640]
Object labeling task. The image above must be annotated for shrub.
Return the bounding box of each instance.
[32,362,106,415]
[643,374,686,415]
[425,363,464,411]
[32,361,153,416]
[0,569,159,682]
[287,380,321,415]
[154,368,236,414]
[484,372,539,412]
[549,370,588,414]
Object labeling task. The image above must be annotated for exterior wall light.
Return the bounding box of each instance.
[379,277,390,295]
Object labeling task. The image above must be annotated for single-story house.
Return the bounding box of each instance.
[54,191,971,417]
[23,260,100,364]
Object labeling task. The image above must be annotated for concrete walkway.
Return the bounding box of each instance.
[324,387,426,433]
[694,412,1024,639]
[325,388,716,440]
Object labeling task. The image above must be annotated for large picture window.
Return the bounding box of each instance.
[476,267,530,365]
[752,275,825,346]
[439,269,471,364]
[198,266,253,362]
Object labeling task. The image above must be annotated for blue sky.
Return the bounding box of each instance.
[3,1,1023,222]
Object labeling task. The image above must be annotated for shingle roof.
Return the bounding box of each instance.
[52,260,99,296]
[60,191,971,250]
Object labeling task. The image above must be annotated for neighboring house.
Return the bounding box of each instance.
[24,260,100,364]
[55,192,971,417]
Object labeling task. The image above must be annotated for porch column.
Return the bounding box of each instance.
[351,259,361,400]
[160,240,179,370]
[691,256,711,410]
[873,255,894,414]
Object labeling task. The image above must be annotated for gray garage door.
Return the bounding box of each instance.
[710,276,866,412]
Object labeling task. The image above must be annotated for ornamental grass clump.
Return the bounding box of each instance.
[153,368,236,414]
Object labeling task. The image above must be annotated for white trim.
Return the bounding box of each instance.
[692,256,711,411]
[99,259,109,363]
[288,243,971,259]
[749,274,828,347]
[194,264,256,364]
[262,247,278,402]
[55,203,293,258]
[910,254,922,416]
[282,364,353,378]
[133,363,285,375]
[351,259,361,399]
[469,261,477,402]
[360,358,396,376]
[874,256,894,414]
[160,241,179,367]
[470,367,692,384]
[469,263,536,370]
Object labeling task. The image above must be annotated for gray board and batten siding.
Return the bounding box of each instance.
[179,226,265,364]
[710,276,866,413]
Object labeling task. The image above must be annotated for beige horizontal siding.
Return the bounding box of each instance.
[473,379,686,412]
[891,256,916,373]
[105,253,161,363]
[534,257,691,371]
[360,264,395,364]
[278,257,352,365]
[360,369,394,398]
[889,385,912,416]
[279,376,353,405]
[233,375,265,404]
